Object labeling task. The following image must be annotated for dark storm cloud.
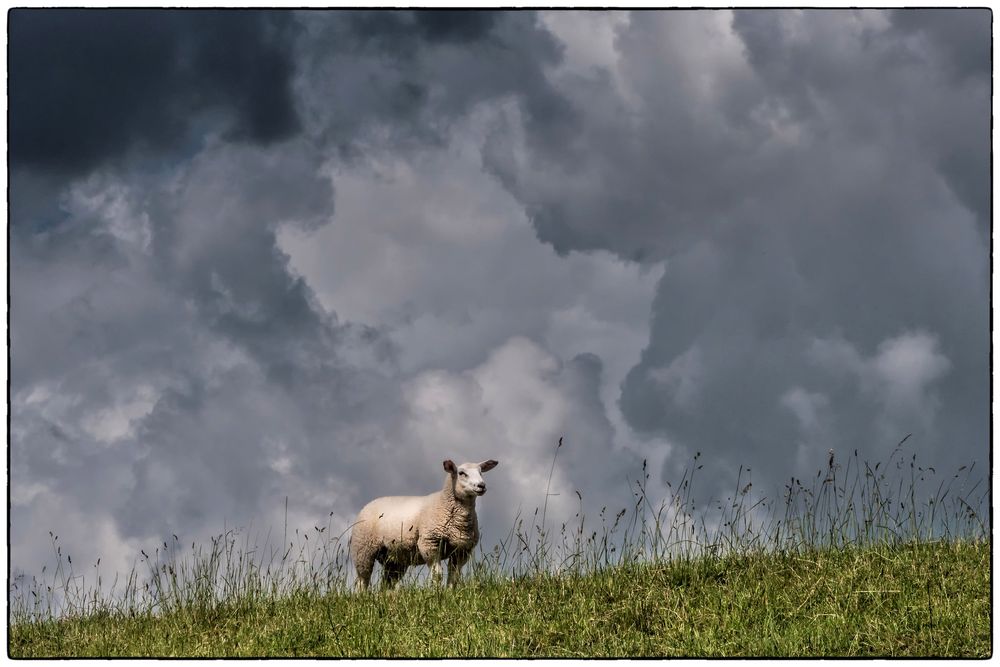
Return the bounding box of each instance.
[11,8,988,585]
[414,10,499,42]
[488,10,989,259]
[890,8,991,80]
[9,9,300,176]
[890,8,993,229]
[345,9,500,46]
[10,9,578,573]
[733,9,990,226]
[485,10,990,499]
[295,10,574,159]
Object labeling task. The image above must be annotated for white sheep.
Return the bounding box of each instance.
[350,458,499,591]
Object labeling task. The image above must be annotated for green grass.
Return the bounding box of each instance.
[9,541,989,657]
[10,441,991,657]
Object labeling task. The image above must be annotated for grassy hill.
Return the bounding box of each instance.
[10,444,991,657]
[9,540,990,657]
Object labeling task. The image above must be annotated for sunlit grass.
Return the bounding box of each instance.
[9,439,990,657]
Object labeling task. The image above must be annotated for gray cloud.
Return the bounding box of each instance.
[273,119,661,540]
[9,9,597,581]
[293,10,574,161]
[10,10,989,586]
[10,140,402,568]
[890,8,990,81]
[485,10,989,497]
[9,10,301,177]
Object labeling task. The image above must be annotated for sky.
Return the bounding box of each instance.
[9,9,991,584]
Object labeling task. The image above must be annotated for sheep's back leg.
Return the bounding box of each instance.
[351,541,378,593]
[354,560,374,593]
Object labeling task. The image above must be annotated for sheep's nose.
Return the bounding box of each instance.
[475,483,486,493]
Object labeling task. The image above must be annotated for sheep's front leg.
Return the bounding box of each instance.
[429,560,444,586]
[447,551,469,588]
[418,536,445,587]
[446,563,462,588]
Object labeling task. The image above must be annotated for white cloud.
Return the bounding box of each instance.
[872,331,951,414]
[400,335,642,541]
[807,330,952,440]
[278,109,663,382]
[806,335,867,378]
[80,384,158,444]
[780,386,829,432]
[276,110,672,527]
[66,175,153,253]
[649,345,704,412]
[780,386,832,470]
[539,10,635,106]
[11,489,140,595]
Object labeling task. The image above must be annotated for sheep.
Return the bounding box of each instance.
[350,458,499,591]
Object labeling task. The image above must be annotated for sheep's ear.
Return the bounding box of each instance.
[480,459,498,472]
[443,460,457,474]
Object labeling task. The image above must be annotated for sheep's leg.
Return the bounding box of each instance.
[382,561,407,591]
[354,562,373,593]
[429,560,444,586]
[446,563,462,588]
[353,548,376,593]
[447,551,469,588]
[418,537,446,587]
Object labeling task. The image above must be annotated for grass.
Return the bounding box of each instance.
[9,438,991,657]
[10,541,989,657]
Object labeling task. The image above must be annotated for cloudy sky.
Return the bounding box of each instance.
[9,9,991,582]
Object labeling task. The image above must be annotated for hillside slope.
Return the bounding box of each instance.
[10,540,989,658]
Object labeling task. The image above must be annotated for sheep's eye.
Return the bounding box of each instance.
[458,471,467,477]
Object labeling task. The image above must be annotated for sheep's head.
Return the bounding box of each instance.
[444,459,499,500]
